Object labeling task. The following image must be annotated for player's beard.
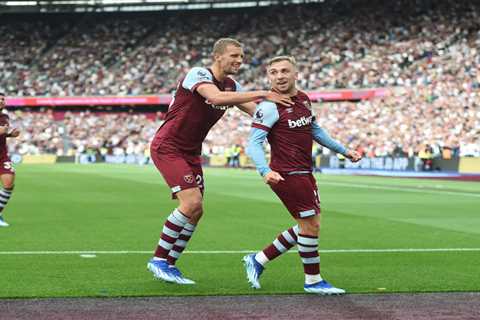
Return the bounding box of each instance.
[274,81,295,95]
[225,62,241,75]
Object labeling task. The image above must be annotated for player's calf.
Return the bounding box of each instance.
[0,186,14,227]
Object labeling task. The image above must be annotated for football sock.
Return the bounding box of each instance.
[305,274,323,285]
[255,225,299,266]
[0,188,13,215]
[167,222,196,265]
[154,208,189,260]
[297,233,321,284]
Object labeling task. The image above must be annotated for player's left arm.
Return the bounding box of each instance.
[312,122,361,162]
[246,128,271,176]
[246,101,281,177]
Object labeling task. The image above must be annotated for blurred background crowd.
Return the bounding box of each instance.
[1,0,479,159]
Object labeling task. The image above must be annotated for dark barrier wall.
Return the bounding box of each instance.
[9,154,466,173]
[56,156,76,163]
[432,158,460,172]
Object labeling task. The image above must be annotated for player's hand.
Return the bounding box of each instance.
[0,125,9,135]
[265,91,293,106]
[8,128,20,138]
[263,171,285,185]
[345,150,362,162]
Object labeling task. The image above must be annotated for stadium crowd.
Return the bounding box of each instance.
[6,92,480,159]
[1,0,479,158]
[1,1,479,94]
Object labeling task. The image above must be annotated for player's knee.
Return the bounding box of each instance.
[3,183,14,191]
[309,220,320,234]
[182,198,203,217]
[300,217,319,236]
[191,200,203,218]
[193,208,204,221]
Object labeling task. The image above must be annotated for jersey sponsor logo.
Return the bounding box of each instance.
[288,115,313,128]
[286,108,293,113]
[183,175,194,184]
[224,86,234,91]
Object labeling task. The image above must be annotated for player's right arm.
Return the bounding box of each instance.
[183,67,292,106]
[198,84,293,106]
[246,102,285,185]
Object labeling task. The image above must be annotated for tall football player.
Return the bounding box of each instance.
[0,92,20,227]
[147,39,293,284]
[244,56,361,294]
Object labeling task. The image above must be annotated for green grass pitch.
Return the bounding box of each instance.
[1,164,479,298]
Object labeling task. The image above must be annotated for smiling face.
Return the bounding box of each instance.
[214,44,244,76]
[267,58,298,95]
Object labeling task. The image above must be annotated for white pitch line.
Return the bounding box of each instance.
[1,248,480,255]
[319,181,480,198]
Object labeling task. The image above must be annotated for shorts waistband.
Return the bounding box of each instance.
[285,170,312,175]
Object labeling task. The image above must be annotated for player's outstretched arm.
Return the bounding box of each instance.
[344,149,362,162]
[197,84,293,107]
[312,122,362,162]
[311,121,362,162]
[312,122,347,154]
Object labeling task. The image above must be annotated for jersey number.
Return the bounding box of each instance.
[3,162,14,172]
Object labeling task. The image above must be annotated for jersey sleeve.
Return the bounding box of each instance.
[246,128,271,176]
[251,101,279,132]
[312,122,347,155]
[182,67,214,92]
[233,79,244,92]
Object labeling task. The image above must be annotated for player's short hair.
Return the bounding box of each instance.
[267,55,297,68]
[212,38,243,55]
[0,92,5,96]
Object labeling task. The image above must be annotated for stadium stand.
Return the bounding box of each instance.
[1,0,479,159]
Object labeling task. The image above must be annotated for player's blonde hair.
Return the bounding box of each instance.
[267,55,297,68]
[212,38,243,55]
